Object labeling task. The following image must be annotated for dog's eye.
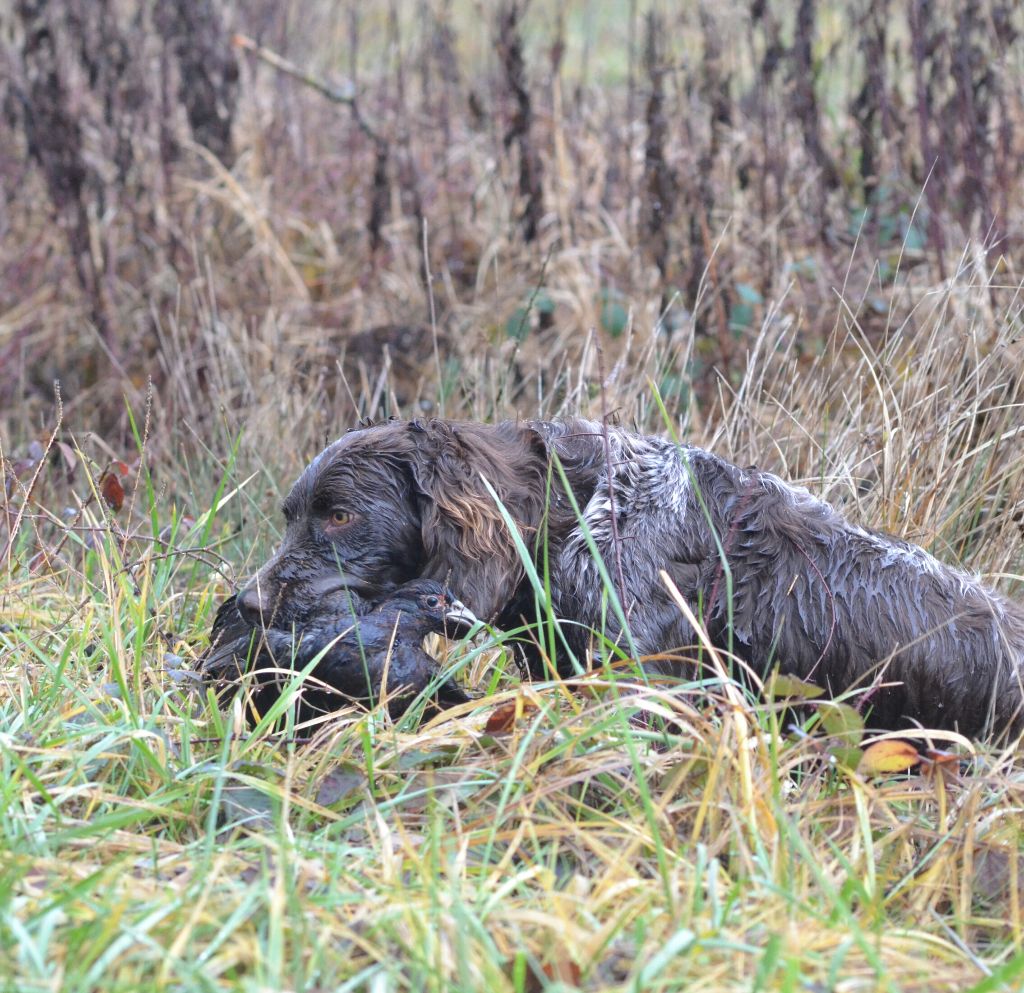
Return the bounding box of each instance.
[328,510,353,527]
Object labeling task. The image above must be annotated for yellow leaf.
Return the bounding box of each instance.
[861,739,921,774]
[767,673,826,700]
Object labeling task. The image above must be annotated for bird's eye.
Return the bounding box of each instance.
[425,595,440,609]
[328,509,353,527]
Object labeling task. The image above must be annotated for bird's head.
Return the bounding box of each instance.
[377,580,480,638]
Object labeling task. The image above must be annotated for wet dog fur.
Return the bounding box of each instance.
[232,417,1024,739]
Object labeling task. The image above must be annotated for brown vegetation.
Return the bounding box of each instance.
[1,0,1021,448]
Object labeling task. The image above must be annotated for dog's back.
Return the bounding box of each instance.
[544,420,1024,738]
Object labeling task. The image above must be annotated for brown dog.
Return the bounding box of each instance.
[235,417,1024,739]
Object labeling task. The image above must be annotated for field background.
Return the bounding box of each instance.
[3,1,1024,990]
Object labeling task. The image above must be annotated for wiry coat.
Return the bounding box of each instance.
[234,417,1024,739]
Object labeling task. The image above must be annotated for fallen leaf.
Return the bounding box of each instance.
[969,846,1020,910]
[515,953,583,993]
[819,702,865,742]
[484,703,517,733]
[396,748,457,770]
[484,699,539,734]
[543,958,582,985]
[529,958,582,991]
[767,673,825,700]
[921,748,961,780]
[861,739,921,775]
[99,470,125,511]
[315,765,365,807]
[830,746,864,771]
[219,784,276,833]
[922,748,959,767]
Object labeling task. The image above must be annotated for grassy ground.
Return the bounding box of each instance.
[4,282,1023,992]
[3,1,1024,990]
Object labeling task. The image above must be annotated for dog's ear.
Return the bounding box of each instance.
[404,420,549,619]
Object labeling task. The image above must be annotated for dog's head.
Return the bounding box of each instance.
[237,418,552,627]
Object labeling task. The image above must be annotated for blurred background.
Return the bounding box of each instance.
[3,0,1021,433]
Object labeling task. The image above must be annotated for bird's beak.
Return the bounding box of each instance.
[443,598,479,635]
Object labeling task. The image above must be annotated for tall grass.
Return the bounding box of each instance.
[2,1,1024,990]
[3,268,1023,990]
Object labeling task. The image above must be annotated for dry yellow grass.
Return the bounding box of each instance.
[2,2,1024,989]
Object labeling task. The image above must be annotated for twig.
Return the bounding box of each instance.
[232,33,383,146]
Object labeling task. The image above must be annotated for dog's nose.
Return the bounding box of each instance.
[236,584,268,625]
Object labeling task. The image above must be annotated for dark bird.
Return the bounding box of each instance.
[202,580,476,722]
[228,416,1024,740]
